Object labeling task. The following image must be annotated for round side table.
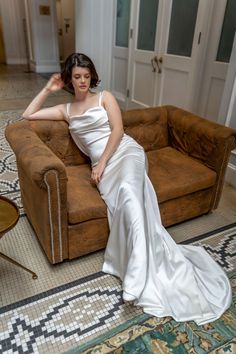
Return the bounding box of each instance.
[0,195,38,279]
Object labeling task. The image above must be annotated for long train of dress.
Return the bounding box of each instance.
[68,94,232,325]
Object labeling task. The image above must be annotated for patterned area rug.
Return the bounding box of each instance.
[67,270,236,354]
[0,224,235,354]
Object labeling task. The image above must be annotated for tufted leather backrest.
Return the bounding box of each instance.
[29,106,169,166]
[166,105,236,172]
[29,120,89,166]
[122,106,169,151]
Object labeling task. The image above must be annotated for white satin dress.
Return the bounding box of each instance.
[68,92,232,325]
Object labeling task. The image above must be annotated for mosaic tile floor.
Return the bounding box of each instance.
[0,64,73,111]
[0,223,235,354]
[0,64,236,353]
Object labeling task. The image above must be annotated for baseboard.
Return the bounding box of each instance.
[6,58,28,65]
[225,162,236,188]
[30,62,61,73]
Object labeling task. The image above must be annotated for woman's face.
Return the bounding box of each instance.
[71,66,91,93]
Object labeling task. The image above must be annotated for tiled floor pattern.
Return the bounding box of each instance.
[0,224,235,354]
[0,111,25,216]
[0,111,23,213]
[0,64,73,111]
[181,223,236,272]
[0,216,104,306]
[0,272,141,354]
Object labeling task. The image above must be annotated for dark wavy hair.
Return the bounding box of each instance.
[61,53,100,92]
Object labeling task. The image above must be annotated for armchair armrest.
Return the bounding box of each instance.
[166,105,236,208]
[5,120,68,263]
[5,120,67,187]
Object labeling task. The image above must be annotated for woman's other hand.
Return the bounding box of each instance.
[91,161,106,184]
[45,73,64,92]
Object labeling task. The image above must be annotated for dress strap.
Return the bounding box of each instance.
[66,103,71,118]
[99,91,104,107]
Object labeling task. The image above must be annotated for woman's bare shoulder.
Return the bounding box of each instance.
[102,90,114,98]
[102,90,117,106]
[57,103,69,118]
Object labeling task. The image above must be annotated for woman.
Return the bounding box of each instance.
[23,53,231,325]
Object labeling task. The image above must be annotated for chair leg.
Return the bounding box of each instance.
[0,252,38,279]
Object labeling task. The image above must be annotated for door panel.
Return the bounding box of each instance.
[133,62,156,106]
[111,0,131,109]
[216,0,236,62]
[113,53,129,98]
[127,0,211,111]
[198,0,236,121]
[167,0,199,57]
[127,0,161,108]
[137,0,159,51]
[115,0,130,47]
[161,69,188,107]
[205,77,227,121]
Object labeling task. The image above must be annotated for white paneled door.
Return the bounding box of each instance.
[126,0,213,110]
[198,0,236,121]
[111,0,131,109]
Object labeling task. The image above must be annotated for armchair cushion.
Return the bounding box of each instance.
[66,165,107,224]
[147,147,216,203]
[66,146,217,225]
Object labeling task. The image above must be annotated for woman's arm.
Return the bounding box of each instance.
[22,73,66,121]
[91,91,124,184]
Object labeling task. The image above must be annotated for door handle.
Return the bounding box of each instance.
[154,56,162,73]
[151,58,156,72]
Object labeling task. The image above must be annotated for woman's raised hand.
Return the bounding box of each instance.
[22,73,65,120]
[45,73,64,92]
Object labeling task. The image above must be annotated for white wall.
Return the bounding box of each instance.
[75,0,114,90]
[0,0,27,64]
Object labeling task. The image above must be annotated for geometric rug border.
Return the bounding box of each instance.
[0,271,104,315]
[63,313,151,354]
[65,268,236,354]
[179,222,236,244]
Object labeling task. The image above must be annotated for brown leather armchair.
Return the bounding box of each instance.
[5,106,236,264]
